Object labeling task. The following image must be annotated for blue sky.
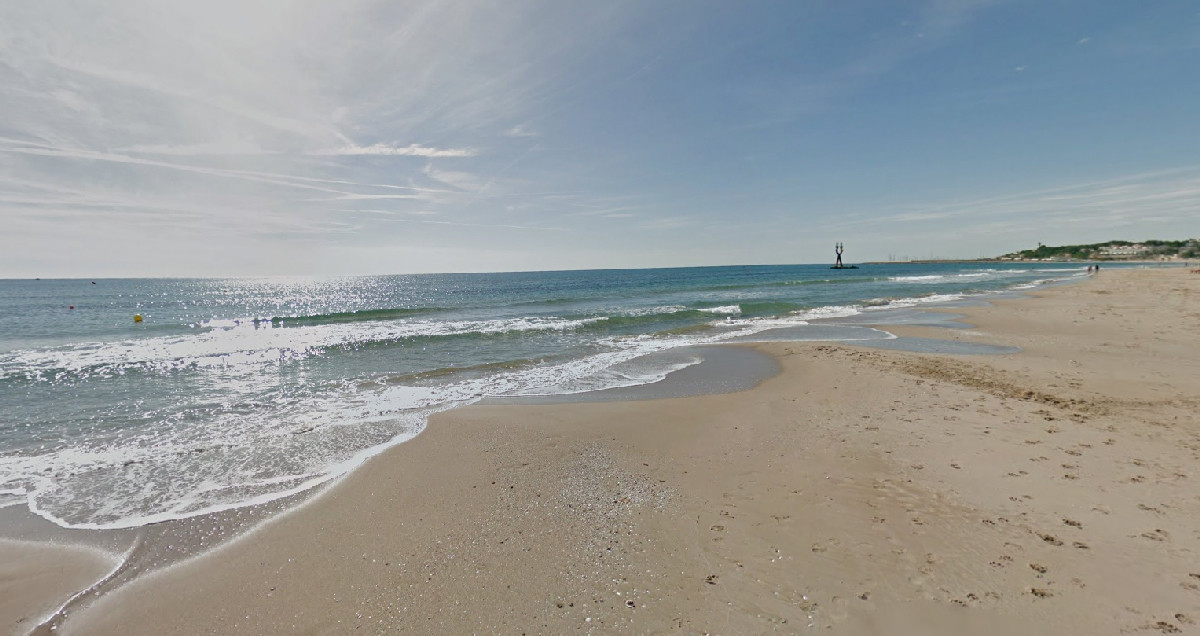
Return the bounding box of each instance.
[1,1,1197,277]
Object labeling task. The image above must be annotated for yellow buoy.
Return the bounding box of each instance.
[133,314,143,323]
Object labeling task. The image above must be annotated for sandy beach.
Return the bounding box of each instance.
[10,267,1197,635]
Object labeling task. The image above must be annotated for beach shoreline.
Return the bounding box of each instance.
[7,266,1198,634]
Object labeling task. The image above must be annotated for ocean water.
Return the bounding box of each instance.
[0,263,1088,529]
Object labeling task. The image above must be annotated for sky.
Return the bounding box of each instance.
[1,1,1198,277]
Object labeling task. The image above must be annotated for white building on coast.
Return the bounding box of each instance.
[1097,244,1150,257]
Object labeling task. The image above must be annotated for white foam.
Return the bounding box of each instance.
[866,293,966,310]
[11,328,755,528]
[0,488,24,510]
[0,315,605,381]
[1011,279,1052,290]
[514,357,702,397]
[616,305,688,317]
[18,417,427,530]
[794,305,863,320]
[699,305,742,315]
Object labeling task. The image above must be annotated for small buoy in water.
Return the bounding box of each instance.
[69,305,75,310]
[133,314,143,323]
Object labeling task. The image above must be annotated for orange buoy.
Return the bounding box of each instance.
[134,314,143,323]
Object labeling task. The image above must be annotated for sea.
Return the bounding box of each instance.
[0,262,1094,531]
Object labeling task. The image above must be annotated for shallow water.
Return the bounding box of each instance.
[848,336,1021,355]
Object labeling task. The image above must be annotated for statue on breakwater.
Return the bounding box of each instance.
[831,243,857,269]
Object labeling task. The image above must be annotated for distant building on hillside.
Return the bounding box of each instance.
[1098,244,1149,257]
[997,238,1198,261]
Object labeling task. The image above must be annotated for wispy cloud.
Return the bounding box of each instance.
[0,143,376,197]
[314,143,477,158]
[502,125,539,138]
[638,216,692,231]
[0,137,448,195]
[828,165,1200,242]
[42,52,337,144]
[330,193,426,201]
[336,209,567,232]
[116,141,279,156]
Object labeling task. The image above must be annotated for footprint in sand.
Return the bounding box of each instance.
[1030,563,1048,574]
[1038,533,1064,546]
[1140,529,1170,542]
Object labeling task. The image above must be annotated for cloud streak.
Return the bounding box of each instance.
[314,143,478,158]
[819,166,1200,257]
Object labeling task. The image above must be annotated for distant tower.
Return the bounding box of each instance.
[834,242,844,268]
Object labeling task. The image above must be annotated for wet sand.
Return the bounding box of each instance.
[22,267,1200,634]
[1,539,116,634]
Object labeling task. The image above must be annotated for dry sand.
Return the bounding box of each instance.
[27,267,1200,634]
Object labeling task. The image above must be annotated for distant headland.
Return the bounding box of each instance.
[866,238,1199,264]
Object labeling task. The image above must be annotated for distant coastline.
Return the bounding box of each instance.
[866,238,1198,265]
[863,259,1000,265]
[864,258,1190,265]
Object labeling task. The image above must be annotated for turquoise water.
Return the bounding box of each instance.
[0,263,1089,529]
